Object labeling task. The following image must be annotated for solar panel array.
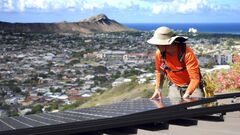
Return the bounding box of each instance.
[0,95,239,135]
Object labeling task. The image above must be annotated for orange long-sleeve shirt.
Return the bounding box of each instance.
[155,46,200,94]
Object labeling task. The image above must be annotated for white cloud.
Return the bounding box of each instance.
[0,0,149,12]
[80,0,142,10]
[152,3,171,14]
[0,0,236,14]
[17,0,50,12]
[18,0,25,12]
[1,0,78,12]
[82,1,104,10]
[104,0,136,9]
[67,0,77,10]
[51,0,65,10]
[151,0,210,14]
[1,0,14,12]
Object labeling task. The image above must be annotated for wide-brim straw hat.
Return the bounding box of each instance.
[147,26,188,45]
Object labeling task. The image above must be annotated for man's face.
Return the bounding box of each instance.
[156,45,167,51]
[156,44,176,55]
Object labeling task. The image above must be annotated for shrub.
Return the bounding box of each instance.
[216,62,240,92]
[204,62,240,93]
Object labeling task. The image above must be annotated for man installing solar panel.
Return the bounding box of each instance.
[147,26,205,99]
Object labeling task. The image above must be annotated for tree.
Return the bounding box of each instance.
[27,104,43,114]
[78,80,84,86]
[0,90,6,97]
[57,73,63,80]
[50,87,62,93]
[71,51,84,58]
[10,86,21,93]
[9,111,19,117]
[38,73,48,78]
[93,76,108,85]
[93,66,108,74]
[123,69,141,78]
[111,71,121,80]
[45,103,59,112]
[226,39,235,46]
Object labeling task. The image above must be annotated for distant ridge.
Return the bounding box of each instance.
[0,14,134,33]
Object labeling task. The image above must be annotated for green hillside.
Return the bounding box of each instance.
[77,82,153,109]
[77,80,170,109]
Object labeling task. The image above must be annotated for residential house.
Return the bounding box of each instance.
[123,53,152,64]
[99,50,126,62]
[214,51,232,65]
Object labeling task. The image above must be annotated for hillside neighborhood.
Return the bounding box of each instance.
[0,30,240,118]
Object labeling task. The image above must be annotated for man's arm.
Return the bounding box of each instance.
[151,50,163,99]
[183,47,200,98]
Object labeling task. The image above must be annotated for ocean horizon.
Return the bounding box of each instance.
[124,23,240,35]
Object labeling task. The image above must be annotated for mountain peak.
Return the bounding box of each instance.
[94,14,109,20]
[80,14,112,24]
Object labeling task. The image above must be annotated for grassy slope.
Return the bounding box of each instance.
[77,82,155,109]
[77,79,170,109]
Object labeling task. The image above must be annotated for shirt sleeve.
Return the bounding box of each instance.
[155,50,161,90]
[184,47,200,94]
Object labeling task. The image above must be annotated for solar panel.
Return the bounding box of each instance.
[0,95,239,135]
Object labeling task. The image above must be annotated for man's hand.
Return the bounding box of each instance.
[152,99,164,108]
[182,91,190,99]
[150,89,162,100]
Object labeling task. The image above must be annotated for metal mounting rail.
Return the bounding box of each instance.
[212,92,240,100]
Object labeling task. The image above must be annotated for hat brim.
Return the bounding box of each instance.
[147,37,172,46]
[147,35,188,46]
[169,36,188,44]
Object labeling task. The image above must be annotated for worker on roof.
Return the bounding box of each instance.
[147,26,204,99]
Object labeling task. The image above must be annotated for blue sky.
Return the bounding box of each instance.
[0,0,239,23]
